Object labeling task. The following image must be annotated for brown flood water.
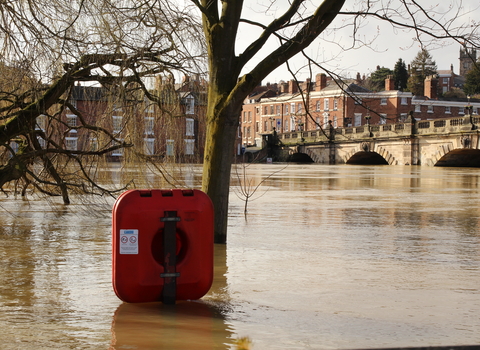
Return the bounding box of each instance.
[0,164,479,349]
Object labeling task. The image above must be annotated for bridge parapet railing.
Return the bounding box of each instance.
[276,115,479,144]
[415,116,477,135]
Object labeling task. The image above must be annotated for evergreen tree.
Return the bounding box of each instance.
[463,64,480,96]
[368,67,393,91]
[393,58,409,91]
[407,49,437,96]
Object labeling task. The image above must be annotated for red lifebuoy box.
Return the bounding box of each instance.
[112,189,214,303]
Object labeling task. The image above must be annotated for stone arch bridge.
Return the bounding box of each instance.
[275,115,480,167]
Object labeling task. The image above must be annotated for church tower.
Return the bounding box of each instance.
[459,47,477,76]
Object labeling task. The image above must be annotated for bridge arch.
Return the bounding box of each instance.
[344,143,391,165]
[286,152,314,163]
[346,151,389,165]
[435,148,480,167]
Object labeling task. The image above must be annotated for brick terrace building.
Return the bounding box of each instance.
[240,73,480,147]
[54,75,210,162]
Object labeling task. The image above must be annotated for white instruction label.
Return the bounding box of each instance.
[119,229,139,254]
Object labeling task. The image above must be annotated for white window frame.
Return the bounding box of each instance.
[324,99,330,111]
[414,104,421,112]
[185,96,195,115]
[380,98,387,105]
[459,107,465,115]
[66,114,77,128]
[445,106,451,114]
[379,114,387,124]
[401,97,408,105]
[354,113,362,126]
[185,118,195,136]
[36,114,47,131]
[185,139,195,155]
[144,138,155,155]
[90,138,98,152]
[323,112,329,127]
[145,116,154,135]
[113,115,123,134]
[166,139,175,156]
[65,137,77,151]
[333,99,338,111]
[427,105,434,113]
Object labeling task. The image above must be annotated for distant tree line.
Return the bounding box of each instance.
[364,48,480,98]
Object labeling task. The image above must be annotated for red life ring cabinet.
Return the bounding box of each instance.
[112,189,214,303]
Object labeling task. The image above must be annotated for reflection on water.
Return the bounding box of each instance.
[0,164,480,349]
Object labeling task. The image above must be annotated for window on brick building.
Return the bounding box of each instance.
[145,138,155,155]
[184,139,194,155]
[445,106,451,114]
[112,115,123,134]
[459,107,465,115]
[66,114,77,128]
[380,98,387,105]
[166,140,174,156]
[65,137,77,151]
[414,104,421,112]
[380,114,387,124]
[185,118,195,136]
[185,96,194,115]
[427,105,433,113]
[145,116,154,135]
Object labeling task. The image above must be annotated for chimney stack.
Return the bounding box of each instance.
[385,75,395,91]
[288,79,298,94]
[316,73,327,91]
[424,75,438,99]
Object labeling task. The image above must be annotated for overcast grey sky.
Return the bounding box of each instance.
[236,0,480,84]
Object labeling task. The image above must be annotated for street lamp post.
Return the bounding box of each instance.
[365,114,373,137]
[467,95,476,130]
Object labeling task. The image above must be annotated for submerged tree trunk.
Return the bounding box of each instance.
[201,104,240,243]
[199,0,347,243]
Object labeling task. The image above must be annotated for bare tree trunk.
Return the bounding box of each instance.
[201,94,241,243]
